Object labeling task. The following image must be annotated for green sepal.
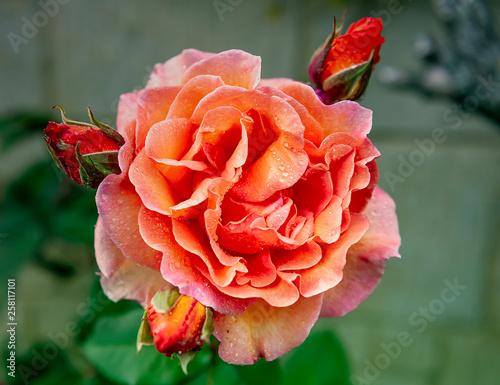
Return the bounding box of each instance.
[53,105,125,145]
[136,308,154,354]
[322,50,375,101]
[53,105,94,128]
[150,286,180,314]
[44,137,65,172]
[83,151,121,176]
[176,348,200,375]
[87,107,125,145]
[308,10,347,84]
[75,143,107,188]
[201,307,214,343]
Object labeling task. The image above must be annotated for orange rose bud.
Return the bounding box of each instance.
[309,16,385,104]
[137,286,213,367]
[44,106,124,188]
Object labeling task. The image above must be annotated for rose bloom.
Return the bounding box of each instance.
[95,49,400,364]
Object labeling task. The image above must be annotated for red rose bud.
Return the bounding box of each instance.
[137,286,213,372]
[44,106,124,189]
[309,16,385,104]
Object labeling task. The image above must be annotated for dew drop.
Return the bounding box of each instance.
[278,166,285,171]
[282,172,289,177]
[278,178,285,183]
[117,198,123,204]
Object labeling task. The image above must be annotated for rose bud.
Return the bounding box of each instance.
[309,16,385,104]
[137,286,214,372]
[44,106,124,189]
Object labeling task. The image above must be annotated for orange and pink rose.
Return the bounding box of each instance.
[94,49,400,364]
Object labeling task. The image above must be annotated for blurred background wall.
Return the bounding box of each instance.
[1,0,499,384]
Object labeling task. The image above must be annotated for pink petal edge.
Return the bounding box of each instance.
[320,186,401,317]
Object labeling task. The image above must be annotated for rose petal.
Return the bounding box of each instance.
[313,196,343,243]
[167,75,225,120]
[116,91,140,137]
[299,213,369,297]
[145,118,197,164]
[138,206,252,315]
[293,168,333,217]
[197,106,250,179]
[128,149,178,215]
[95,218,167,306]
[273,241,323,271]
[235,249,277,288]
[214,295,323,364]
[182,50,261,90]
[279,82,373,140]
[96,173,162,269]
[257,78,294,89]
[231,134,308,202]
[172,218,245,287]
[209,271,300,308]
[136,86,180,151]
[320,187,401,317]
[147,49,216,88]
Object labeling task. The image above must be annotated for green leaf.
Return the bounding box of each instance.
[281,330,351,385]
[81,308,202,385]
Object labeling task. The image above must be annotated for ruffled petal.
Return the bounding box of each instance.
[279,82,373,140]
[182,50,261,90]
[147,49,216,88]
[320,187,401,317]
[214,295,323,364]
